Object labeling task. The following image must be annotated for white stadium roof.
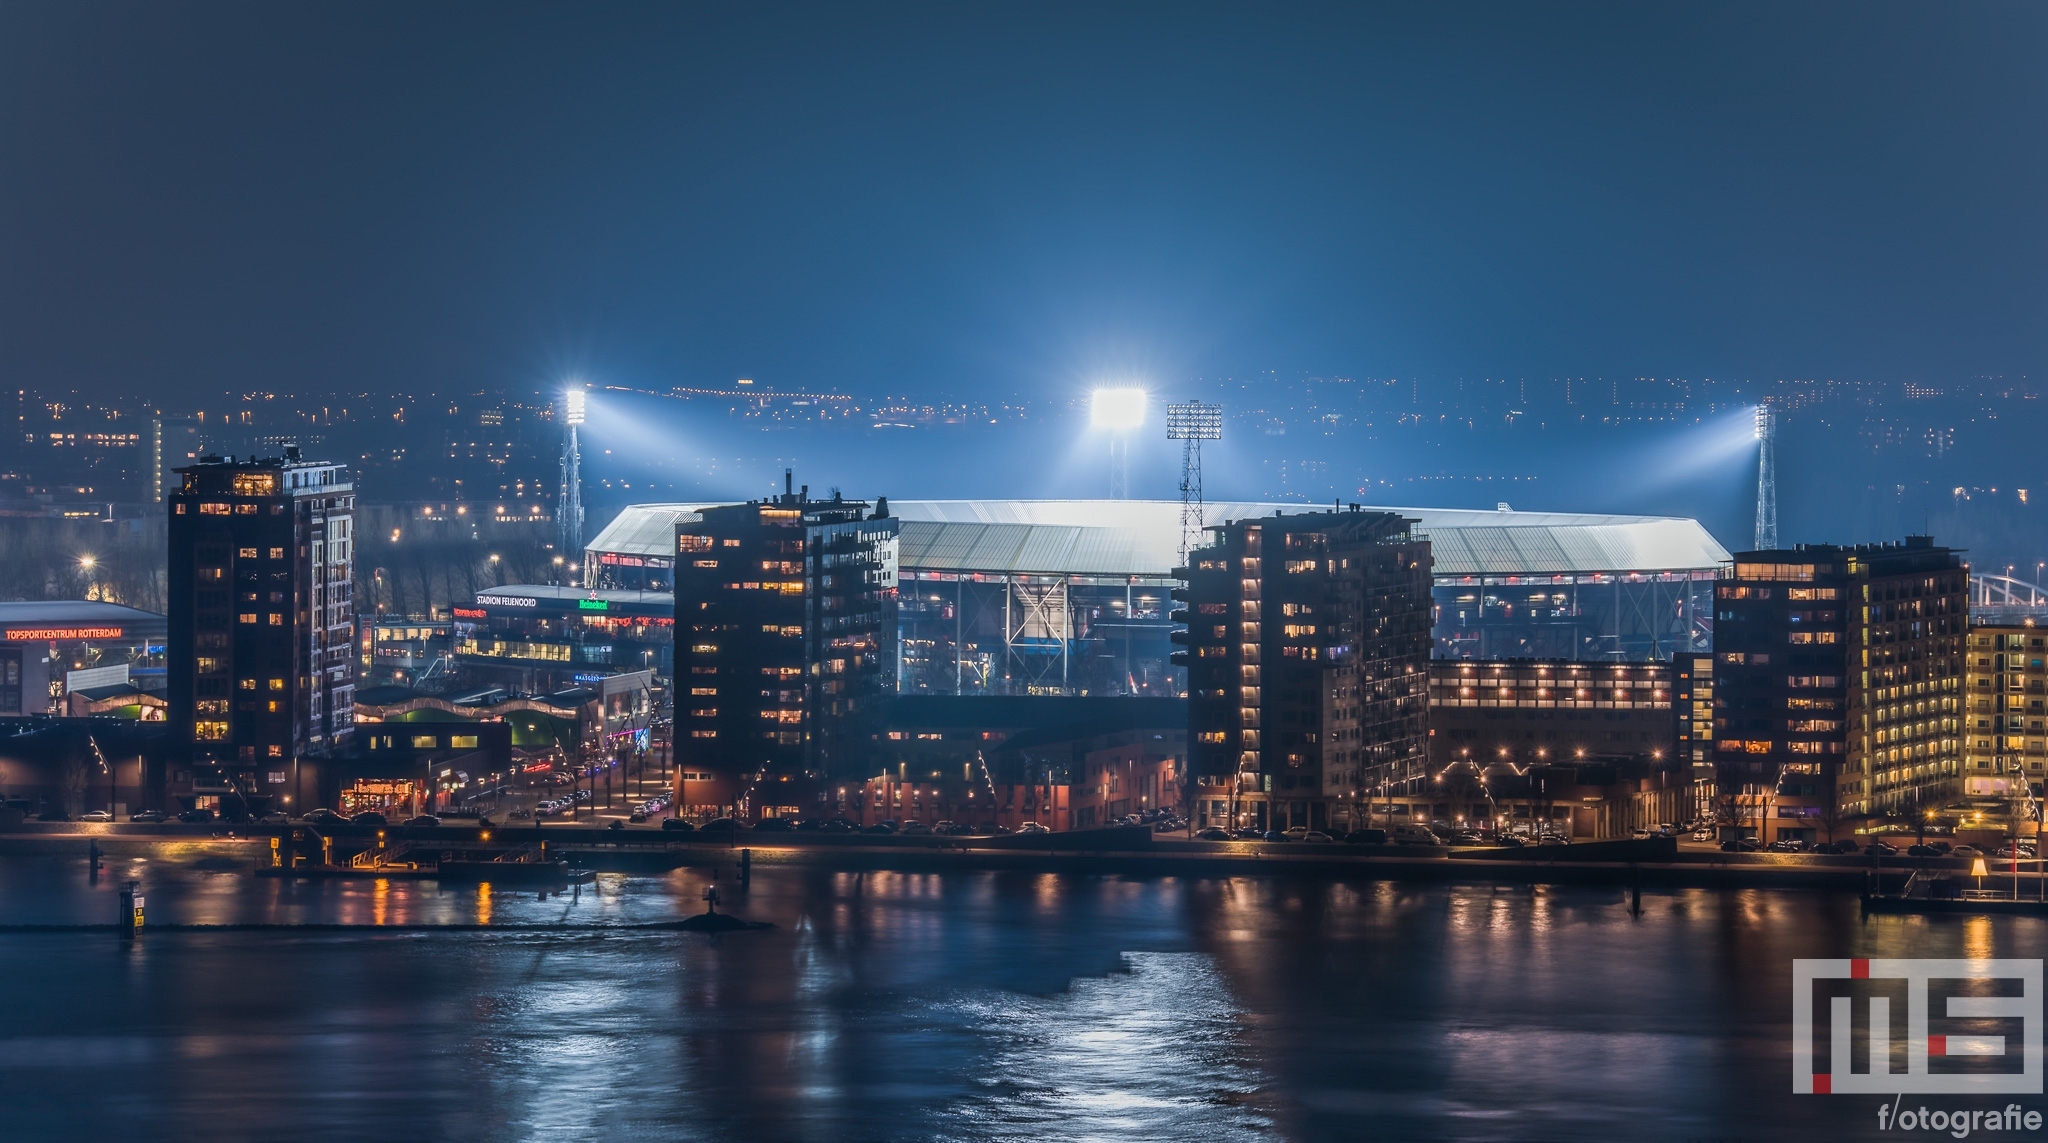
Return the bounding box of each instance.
[586,499,1730,579]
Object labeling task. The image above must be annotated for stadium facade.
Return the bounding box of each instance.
[582,500,1730,697]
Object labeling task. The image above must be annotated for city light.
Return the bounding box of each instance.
[564,387,587,426]
[1089,387,1146,430]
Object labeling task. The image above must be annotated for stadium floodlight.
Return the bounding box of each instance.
[1090,387,1147,431]
[1166,401,1222,441]
[1167,401,1223,564]
[564,387,587,426]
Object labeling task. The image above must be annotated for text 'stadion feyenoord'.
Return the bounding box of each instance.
[1795,958,2044,1096]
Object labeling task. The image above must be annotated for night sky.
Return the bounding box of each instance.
[4,2,2045,401]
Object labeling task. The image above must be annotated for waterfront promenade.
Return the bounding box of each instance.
[0,820,2005,893]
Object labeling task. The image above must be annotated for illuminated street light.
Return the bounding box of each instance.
[564,387,587,426]
[77,555,96,571]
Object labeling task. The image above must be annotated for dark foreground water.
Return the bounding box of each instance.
[1,847,2044,1142]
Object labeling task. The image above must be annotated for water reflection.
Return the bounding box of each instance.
[0,854,2045,1141]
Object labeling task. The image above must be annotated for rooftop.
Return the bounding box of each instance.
[0,601,167,631]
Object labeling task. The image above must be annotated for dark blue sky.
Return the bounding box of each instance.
[4,2,2045,401]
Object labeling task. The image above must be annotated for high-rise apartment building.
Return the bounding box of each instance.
[1711,537,1966,844]
[1180,508,1432,834]
[168,450,356,806]
[1963,624,2048,797]
[1672,651,1716,821]
[673,479,898,817]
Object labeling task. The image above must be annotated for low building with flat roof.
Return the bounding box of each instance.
[0,600,166,716]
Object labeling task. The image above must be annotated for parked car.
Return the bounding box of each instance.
[1194,827,1232,841]
[176,808,214,824]
[1721,838,1761,852]
[606,819,625,831]
[128,809,167,824]
[1862,842,1898,856]
[259,811,290,824]
[862,821,899,834]
[1343,829,1389,845]
[1690,828,1716,842]
[1996,843,2037,858]
[1950,844,1983,858]
[1489,833,1525,848]
[1907,844,1941,857]
[1767,838,1807,853]
[699,818,739,835]
[1390,824,1440,846]
[507,808,533,820]
[77,810,112,823]
[1016,822,1052,835]
[660,817,695,832]
[898,821,933,836]
[351,811,388,826]
[751,818,795,833]
[1297,831,1335,843]
[403,815,441,828]
[819,819,856,833]
[302,808,344,825]
[1261,830,1286,842]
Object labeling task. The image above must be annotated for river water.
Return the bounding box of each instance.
[1,846,2043,1141]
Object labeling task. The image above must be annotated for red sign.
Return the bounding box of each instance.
[6,627,124,641]
[451,607,485,619]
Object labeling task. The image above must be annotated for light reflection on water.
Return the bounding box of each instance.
[0,852,2045,1141]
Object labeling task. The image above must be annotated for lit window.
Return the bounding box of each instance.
[238,613,257,625]
[268,678,284,690]
[238,547,258,559]
[268,614,283,625]
[269,547,284,559]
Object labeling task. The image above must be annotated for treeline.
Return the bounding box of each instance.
[0,516,169,612]
[0,509,569,621]
[354,506,562,620]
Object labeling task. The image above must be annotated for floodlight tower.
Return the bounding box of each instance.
[1753,404,1778,550]
[1090,388,1147,499]
[559,387,586,573]
[1166,401,1223,565]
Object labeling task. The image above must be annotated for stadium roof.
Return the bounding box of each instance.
[587,499,1731,579]
[583,503,718,560]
